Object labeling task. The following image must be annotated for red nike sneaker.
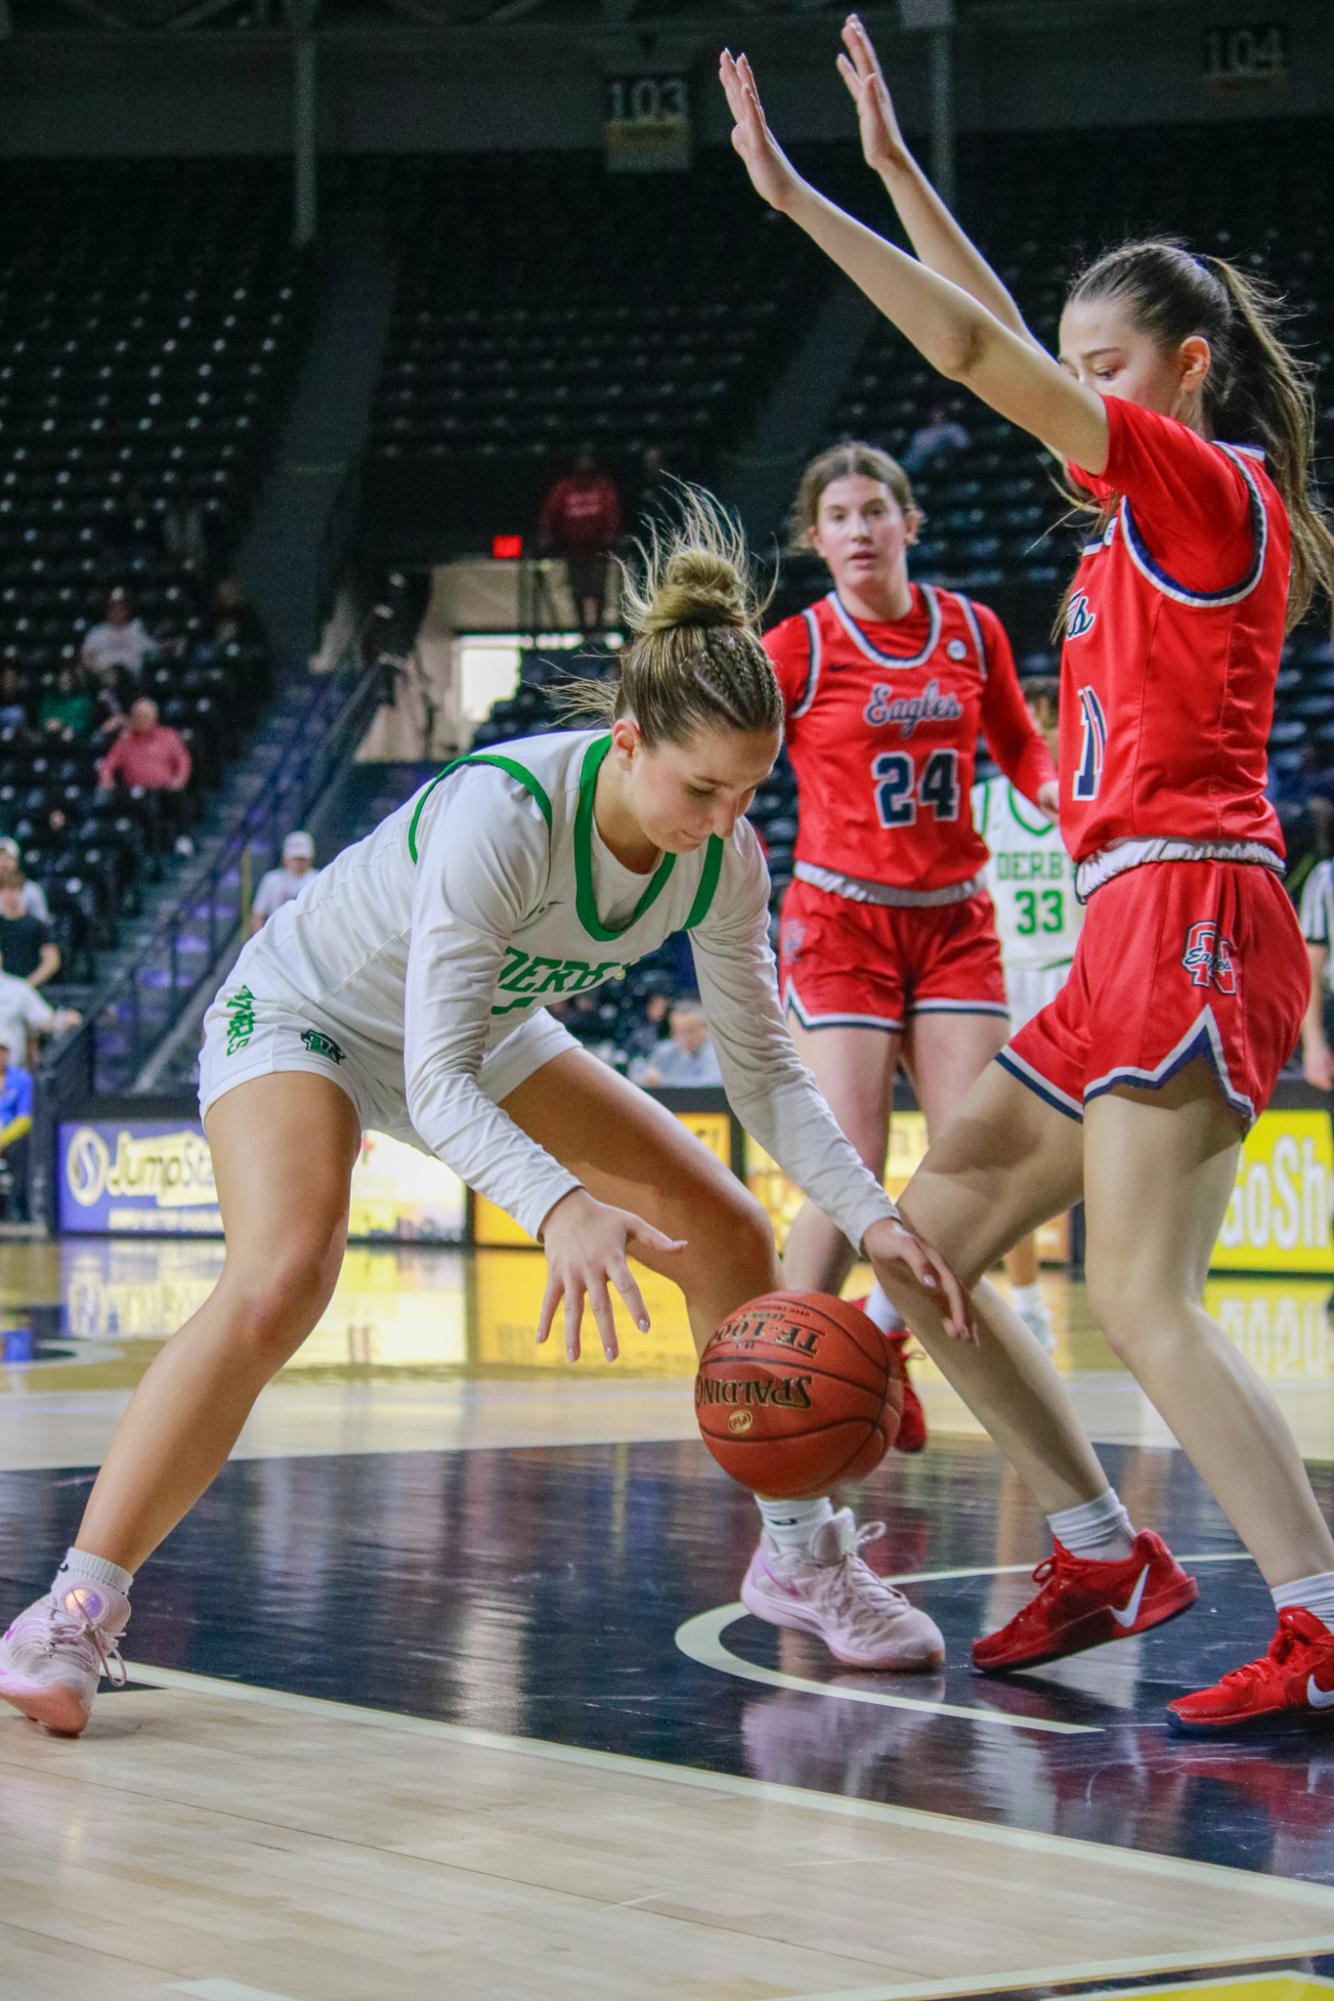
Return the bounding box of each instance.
[848,1301,927,1453]
[1167,1608,1334,1736]
[885,1328,927,1453]
[972,1530,1199,1673]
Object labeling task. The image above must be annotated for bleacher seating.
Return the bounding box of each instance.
[355,148,845,552]
[0,159,316,975]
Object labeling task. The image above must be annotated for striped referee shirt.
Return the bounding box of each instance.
[1299,860,1334,986]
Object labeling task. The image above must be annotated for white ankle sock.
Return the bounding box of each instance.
[1273,1571,1334,1630]
[1012,1282,1044,1314]
[1046,1490,1135,1563]
[52,1547,134,1602]
[757,1495,834,1551]
[862,1285,904,1335]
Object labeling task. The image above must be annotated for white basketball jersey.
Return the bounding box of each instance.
[973,775,1082,972]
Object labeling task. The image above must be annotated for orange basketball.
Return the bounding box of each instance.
[695,1291,902,1498]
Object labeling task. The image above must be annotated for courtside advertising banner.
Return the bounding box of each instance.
[58,1120,467,1243]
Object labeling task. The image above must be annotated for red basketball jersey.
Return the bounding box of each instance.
[1060,396,1288,865]
[764,584,1053,892]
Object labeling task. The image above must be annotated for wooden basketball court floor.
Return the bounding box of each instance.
[3,1236,1334,2001]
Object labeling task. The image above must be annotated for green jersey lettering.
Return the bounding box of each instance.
[492,947,626,1015]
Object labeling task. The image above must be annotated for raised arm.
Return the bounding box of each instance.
[720,50,1108,475]
[837,15,1034,347]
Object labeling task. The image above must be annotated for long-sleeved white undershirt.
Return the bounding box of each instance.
[401,768,898,1248]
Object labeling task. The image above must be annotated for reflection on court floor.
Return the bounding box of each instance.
[3,1241,1334,1999]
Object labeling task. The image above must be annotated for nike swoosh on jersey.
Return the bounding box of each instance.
[1307,1674,1334,1710]
[1109,1564,1150,1629]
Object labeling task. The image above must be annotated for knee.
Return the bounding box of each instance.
[219,1235,344,1373]
[1085,1265,1190,1367]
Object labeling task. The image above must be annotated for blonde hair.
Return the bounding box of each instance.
[555,486,782,746]
[787,441,920,554]
[1060,239,1334,633]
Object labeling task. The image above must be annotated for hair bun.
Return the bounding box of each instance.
[640,548,748,635]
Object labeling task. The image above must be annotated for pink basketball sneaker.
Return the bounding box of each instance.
[0,1584,129,1735]
[741,1510,945,1670]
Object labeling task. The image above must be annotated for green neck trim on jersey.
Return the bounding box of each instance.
[407,752,554,863]
[683,832,725,931]
[1007,785,1058,838]
[575,734,677,941]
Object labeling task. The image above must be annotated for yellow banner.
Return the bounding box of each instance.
[1213,1108,1334,1273]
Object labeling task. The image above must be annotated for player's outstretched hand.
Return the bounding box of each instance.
[537,1188,686,1364]
[836,14,910,177]
[719,50,804,215]
[1037,780,1060,820]
[864,1215,978,1345]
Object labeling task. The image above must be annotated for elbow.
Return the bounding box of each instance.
[933,316,990,385]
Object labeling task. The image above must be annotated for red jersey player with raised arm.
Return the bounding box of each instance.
[724,16,1334,1733]
[761,443,1056,1450]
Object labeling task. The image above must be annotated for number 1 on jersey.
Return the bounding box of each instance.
[872,749,961,828]
[1073,686,1107,801]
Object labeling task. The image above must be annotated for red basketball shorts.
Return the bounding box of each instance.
[778,876,1008,1033]
[999,859,1307,1126]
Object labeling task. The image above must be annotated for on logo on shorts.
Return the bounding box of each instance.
[1181,921,1237,995]
[301,1028,346,1065]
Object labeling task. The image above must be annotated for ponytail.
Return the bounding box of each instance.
[1064,239,1334,632]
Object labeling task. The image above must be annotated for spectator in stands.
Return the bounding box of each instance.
[631,998,723,1087]
[0,880,59,989]
[538,444,622,640]
[0,847,50,924]
[81,588,156,678]
[38,665,95,738]
[622,976,674,1067]
[902,403,971,474]
[251,831,319,932]
[0,669,28,731]
[97,698,192,795]
[0,956,78,1068]
[0,1038,34,1222]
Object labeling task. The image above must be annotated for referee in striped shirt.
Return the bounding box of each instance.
[1300,859,1334,1091]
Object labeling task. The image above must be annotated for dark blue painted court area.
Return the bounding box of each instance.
[4,1434,1334,1889]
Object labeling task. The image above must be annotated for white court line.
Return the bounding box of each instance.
[674,1604,1099,1733]
[170,1984,301,2001]
[776,1955,1334,2001]
[673,1552,1255,1736]
[122,1662,1334,1916]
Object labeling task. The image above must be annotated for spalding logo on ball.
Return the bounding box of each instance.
[695,1290,903,1498]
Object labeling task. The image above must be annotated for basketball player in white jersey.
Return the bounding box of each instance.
[0,494,979,1737]
[972,678,1081,1350]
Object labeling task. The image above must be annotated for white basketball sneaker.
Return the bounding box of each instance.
[0,1584,129,1735]
[741,1510,945,1671]
[1015,1294,1056,1354]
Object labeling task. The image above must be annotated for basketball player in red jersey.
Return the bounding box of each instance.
[723,22,1334,1732]
[766,444,1058,1444]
